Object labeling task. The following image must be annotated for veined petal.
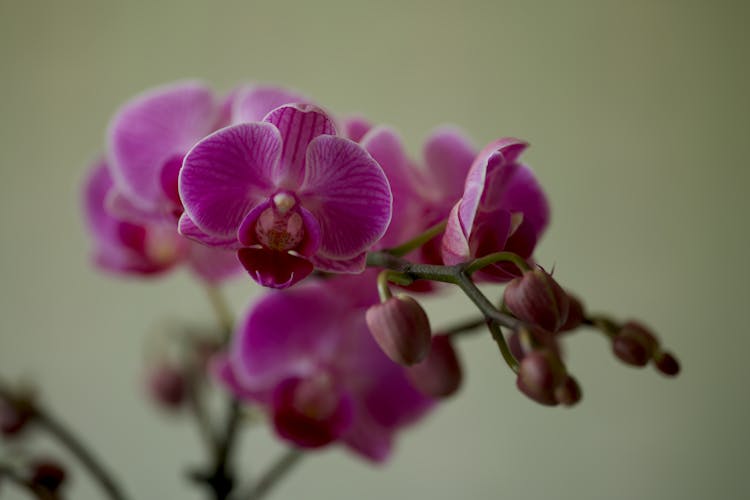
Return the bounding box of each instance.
[300,136,392,259]
[178,213,241,249]
[108,81,217,208]
[179,123,281,238]
[263,104,337,189]
[232,85,309,123]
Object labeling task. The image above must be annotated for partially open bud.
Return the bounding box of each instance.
[29,459,66,494]
[554,375,582,406]
[516,350,567,406]
[612,322,658,367]
[146,363,186,410]
[366,294,432,365]
[559,292,584,332]
[406,334,463,398]
[504,269,570,332]
[0,394,33,437]
[654,351,680,376]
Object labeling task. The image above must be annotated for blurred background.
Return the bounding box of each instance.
[1,0,748,498]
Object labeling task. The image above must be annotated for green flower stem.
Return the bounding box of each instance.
[442,316,486,337]
[583,314,620,340]
[463,251,531,275]
[366,251,521,373]
[376,270,414,302]
[385,220,447,257]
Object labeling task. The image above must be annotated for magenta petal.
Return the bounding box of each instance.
[343,414,394,463]
[300,136,392,258]
[497,164,550,237]
[272,376,354,449]
[179,123,281,238]
[187,242,242,284]
[109,81,217,208]
[237,248,313,289]
[232,85,309,124]
[232,285,345,389]
[211,353,270,403]
[178,213,241,249]
[311,252,367,274]
[341,115,372,142]
[263,104,337,188]
[423,126,477,203]
[361,127,423,249]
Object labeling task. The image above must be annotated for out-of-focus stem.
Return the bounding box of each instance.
[205,285,234,340]
[240,449,304,500]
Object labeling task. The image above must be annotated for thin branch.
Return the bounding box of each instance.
[239,449,304,500]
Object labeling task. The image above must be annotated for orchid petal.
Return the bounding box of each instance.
[187,242,242,284]
[178,213,241,249]
[179,123,281,238]
[237,248,313,289]
[423,126,476,204]
[232,85,308,123]
[108,81,217,208]
[263,104,337,188]
[300,135,391,259]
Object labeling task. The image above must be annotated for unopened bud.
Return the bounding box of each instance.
[504,269,570,332]
[559,292,584,332]
[0,395,33,437]
[554,375,582,406]
[516,350,566,406]
[654,351,680,376]
[147,364,186,410]
[612,322,658,367]
[29,459,66,493]
[510,325,561,362]
[366,294,432,365]
[406,335,463,398]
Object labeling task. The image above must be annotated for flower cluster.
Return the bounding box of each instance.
[80,80,680,463]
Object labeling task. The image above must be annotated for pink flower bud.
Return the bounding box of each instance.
[366,294,432,366]
[146,364,186,410]
[516,350,567,406]
[509,325,562,362]
[554,375,582,406]
[504,269,570,332]
[654,351,680,377]
[406,335,463,398]
[612,322,659,367]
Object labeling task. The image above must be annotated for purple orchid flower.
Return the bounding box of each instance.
[212,272,434,461]
[83,159,239,282]
[441,138,550,281]
[98,81,308,282]
[178,104,392,289]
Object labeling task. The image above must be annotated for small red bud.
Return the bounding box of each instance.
[516,350,566,406]
[366,294,432,365]
[510,325,561,362]
[612,322,659,367]
[29,459,66,493]
[406,334,463,398]
[147,364,186,410]
[504,269,570,332]
[554,375,582,406]
[654,351,680,376]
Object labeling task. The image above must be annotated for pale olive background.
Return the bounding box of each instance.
[1,1,748,499]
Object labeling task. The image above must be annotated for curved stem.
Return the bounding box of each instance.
[32,407,129,500]
[442,316,485,338]
[240,449,304,500]
[464,251,530,276]
[386,220,447,257]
